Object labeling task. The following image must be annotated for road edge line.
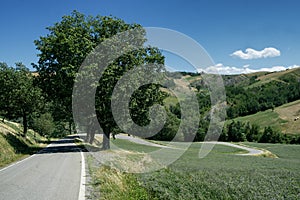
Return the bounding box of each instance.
[0,142,54,173]
[0,154,36,173]
[78,150,86,200]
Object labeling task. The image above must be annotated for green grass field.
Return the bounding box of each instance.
[88,139,300,199]
[231,109,286,130]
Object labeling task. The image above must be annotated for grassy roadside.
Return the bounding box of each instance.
[87,156,150,200]
[86,139,300,200]
[0,120,49,168]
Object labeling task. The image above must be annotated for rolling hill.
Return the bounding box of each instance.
[164,68,300,137]
[180,67,300,88]
[231,99,300,135]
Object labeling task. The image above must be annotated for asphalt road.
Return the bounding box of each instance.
[0,136,84,200]
[208,141,264,155]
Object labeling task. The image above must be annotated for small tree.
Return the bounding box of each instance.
[0,63,42,135]
[247,123,260,142]
[32,113,55,137]
[148,110,180,141]
[0,62,17,122]
[227,121,246,142]
[259,126,282,143]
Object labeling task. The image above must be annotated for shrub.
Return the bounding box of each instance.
[32,113,55,137]
[259,126,282,143]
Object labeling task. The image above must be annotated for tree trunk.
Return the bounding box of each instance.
[87,118,97,144]
[102,127,110,150]
[85,122,91,142]
[88,129,95,144]
[69,121,72,135]
[23,112,28,136]
[85,128,90,143]
[72,123,76,134]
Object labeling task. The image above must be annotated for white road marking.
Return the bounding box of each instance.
[0,143,54,173]
[78,150,86,200]
[0,154,36,173]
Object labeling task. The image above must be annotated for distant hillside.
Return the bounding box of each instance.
[232,100,300,135]
[179,68,300,117]
[159,68,300,142]
[247,68,300,88]
[177,67,300,88]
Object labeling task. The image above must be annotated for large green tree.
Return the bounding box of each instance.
[35,11,166,149]
[95,48,166,149]
[34,11,96,131]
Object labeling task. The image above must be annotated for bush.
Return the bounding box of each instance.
[259,126,282,143]
[32,113,55,137]
[51,122,68,138]
[226,121,247,142]
[148,111,181,141]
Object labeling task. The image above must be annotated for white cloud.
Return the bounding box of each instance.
[230,47,280,60]
[243,64,250,69]
[203,63,300,75]
[287,65,300,69]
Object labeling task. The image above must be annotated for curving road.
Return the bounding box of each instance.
[0,136,85,200]
[116,135,264,156]
[115,134,174,148]
[201,141,264,155]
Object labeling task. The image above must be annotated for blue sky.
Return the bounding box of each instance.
[1,0,299,74]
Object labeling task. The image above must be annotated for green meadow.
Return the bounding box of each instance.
[88,139,300,200]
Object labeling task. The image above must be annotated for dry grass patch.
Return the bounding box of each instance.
[275,100,300,134]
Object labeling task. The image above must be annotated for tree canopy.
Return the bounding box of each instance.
[0,62,42,135]
[35,11,167,149]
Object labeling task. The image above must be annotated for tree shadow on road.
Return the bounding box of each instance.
[37,135,102,154]
[4,133,102,155]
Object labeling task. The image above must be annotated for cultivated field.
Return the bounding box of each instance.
[233,99,300,134]
[87,138,300,199]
